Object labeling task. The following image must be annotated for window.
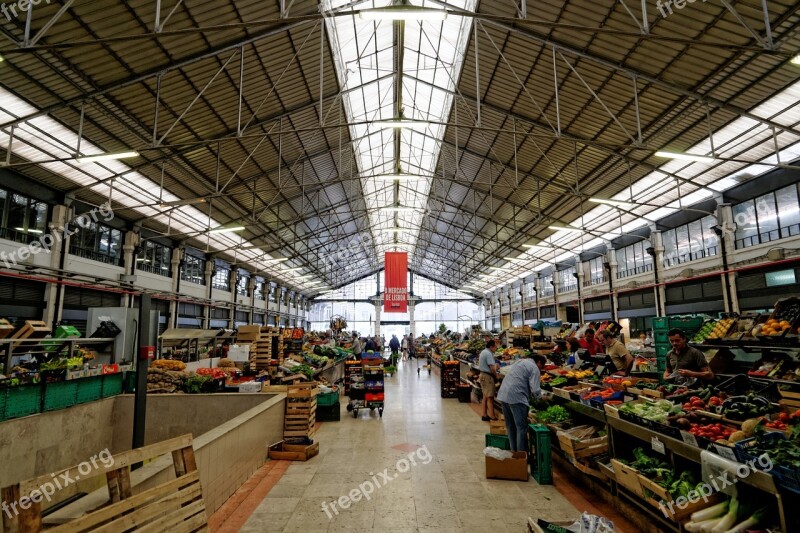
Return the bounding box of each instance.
[734,187,800,249]
[268,282,277,303]
[540,274,554,296]
[212,267,231,291]
[766,269,796,287]
[0,190,49,244]
[137,241,172,276]
[661,215,718,266]
[236,272,250,296]
[69,221,122,266]
[525,280,536,300]
[584,256,606,286]
[181,255,206,285]
[512,285,521,304]
[616,240,653,277]
[558,267,577,293]
[255,278,265,300]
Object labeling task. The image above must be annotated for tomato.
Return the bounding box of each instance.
[780,412,789,421]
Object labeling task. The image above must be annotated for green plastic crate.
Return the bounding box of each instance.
[0,388,6,421]
[76,376,103,404]
[485,433,510,450]
[102,373,124,397]
[655,344,671,358]
[44,380,78,411]
[669,316,704,333]
[654,331,669,345]
[5,384,41,419]
[124,371,137,393]
[317,391,339,407]
[529,424,552,484]
[652,317,670,330]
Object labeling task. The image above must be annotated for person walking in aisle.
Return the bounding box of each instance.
[401,335,409,361]
[389,334,400,366]
[479,340,500,421]
[497,354,547,452]
[364,336,376,353]
[351,335,362,359]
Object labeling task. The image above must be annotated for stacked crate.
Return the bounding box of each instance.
[345,360,362,396]
[250,327,283,372]
[653,316,705,381]
[284,382,318,439]
[441,360,460,398]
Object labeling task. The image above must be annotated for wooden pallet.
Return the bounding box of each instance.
[0,319,14,340]
[1,434,207,533]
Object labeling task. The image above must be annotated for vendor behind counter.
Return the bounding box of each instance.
[663,328,714,382]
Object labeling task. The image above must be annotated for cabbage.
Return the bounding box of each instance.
[655,400,673,410]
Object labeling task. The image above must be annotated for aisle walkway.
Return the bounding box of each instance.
[239,358,579,532]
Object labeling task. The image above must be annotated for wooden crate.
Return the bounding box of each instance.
[1,435,207,533]
[610,459,643,497]
[556,427,608,460]
[262,384,289,393]
[268,441,320,461]
[489,420,507,435]
[287,382,319,398]
[639,474,725,522]
[0,319,14,339]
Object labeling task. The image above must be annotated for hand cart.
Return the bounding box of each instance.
[350,361,384,418]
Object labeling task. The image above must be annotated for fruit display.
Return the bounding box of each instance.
[147,367,189,393]
[773,297,800,327]
[151,359,186,371]
[686,423,735,442]
[691,320,716,343]
[218,358,234,368]
[706,318,735,340]
[754,317,793,337]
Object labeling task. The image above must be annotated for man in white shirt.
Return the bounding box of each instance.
[497,355,546,452]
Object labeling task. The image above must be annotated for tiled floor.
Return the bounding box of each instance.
[240,358,580,532]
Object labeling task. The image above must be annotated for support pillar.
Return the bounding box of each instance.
[42,204,69,327]
[606,244,618,322]
[121,230,139,308]
[409,300,416,338]
[374,301,381,337]
[229,269,238,329]
[203,258,214,328]
[170,248,183,328]
[717,203,739,313]
[575,256,585,324]
[649,229,667,316]
[248,275,256,324]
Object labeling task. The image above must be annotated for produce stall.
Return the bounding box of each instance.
[158,328,235,362]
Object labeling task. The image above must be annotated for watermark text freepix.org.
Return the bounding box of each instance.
[1,0,51,22]
[659,452,772,518]
[0,203,114,269]
[321,445,433,519]
[1,448,114,519]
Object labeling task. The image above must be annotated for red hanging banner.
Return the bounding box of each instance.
[384,252,408,313]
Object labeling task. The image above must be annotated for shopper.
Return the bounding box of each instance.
[664,329,714,381]
[389,334,400,366]
[578,328,604,355]
[364,337,376,353]
[401,335,409,361]
[351,335,362,357]
[478,340,500,421]
[565,337,584,369]
[600,330,633,375]
[497,354,546,452]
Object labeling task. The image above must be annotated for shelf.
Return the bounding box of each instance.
[606,416,777,493]
[615,485,679,533]
[561,400,606,424]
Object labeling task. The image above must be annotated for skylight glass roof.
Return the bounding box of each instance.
[324,0,476,266]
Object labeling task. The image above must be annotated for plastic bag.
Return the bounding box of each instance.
[483,447,514,460]
[537,513,616,533]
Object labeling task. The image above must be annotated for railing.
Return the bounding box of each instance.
[539,287,554,297]
[69,246,123,266]
[616,263,653,279]
[180,272,206,285]
[0,226,41,246]
[137,262,172,277]
[735,224,800,250]
[663,246,718,267]
[584,275,607,287]
[557,283,577,294]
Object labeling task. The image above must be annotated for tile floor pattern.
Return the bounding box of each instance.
[241,357,579,532]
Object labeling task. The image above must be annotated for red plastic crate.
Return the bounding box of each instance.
[365,393,384,402]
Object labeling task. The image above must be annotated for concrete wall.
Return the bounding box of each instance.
[43,392,286,524]
[110,393,274,453]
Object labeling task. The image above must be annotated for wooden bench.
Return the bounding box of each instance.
[1,434,208,533]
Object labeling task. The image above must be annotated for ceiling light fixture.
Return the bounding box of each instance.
[522,244,552,250]
[207,225,245,234]
[654,151,715,163]
[263,257,288,263]
[370,119,431,131]
[159,197,207,208]
[359,6,448,21]
[791,54,800,65]
[76,151,139,164]
[548,225,583,233]
[589,197,636,209]
[504,256,526,261]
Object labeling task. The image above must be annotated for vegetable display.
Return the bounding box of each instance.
[151,359,186,371]
[549,376,568,388]
[620,399,675,424]
[195,367,227,379]
[535,405,570,424]
[716,394,773,420]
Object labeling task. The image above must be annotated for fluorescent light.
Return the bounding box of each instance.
[523,244,552,250]
[76,151,138,164]
[369,174,432,181]
[490,266,510,271]
[159,197,207,208]
[370,119,431,131]
[359,7,447,21]
[208,225,245,234]
[654,151,715,163]
[282,268,302,272]
[504,256,526,261]
[136,258,150,263]
[15,227,43,234]
[791,54,800,65]
[548,225,583,233]
[589,197,636,209]
[264,257,288,262]
[0,55,4,63]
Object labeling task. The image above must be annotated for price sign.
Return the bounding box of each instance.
[714,445,737,461]
[680,431,699,447]
[623,395,634,403]
[651,436,666,454]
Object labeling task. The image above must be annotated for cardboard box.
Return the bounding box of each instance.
[489,420,507,435]
[485,451,529,481]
